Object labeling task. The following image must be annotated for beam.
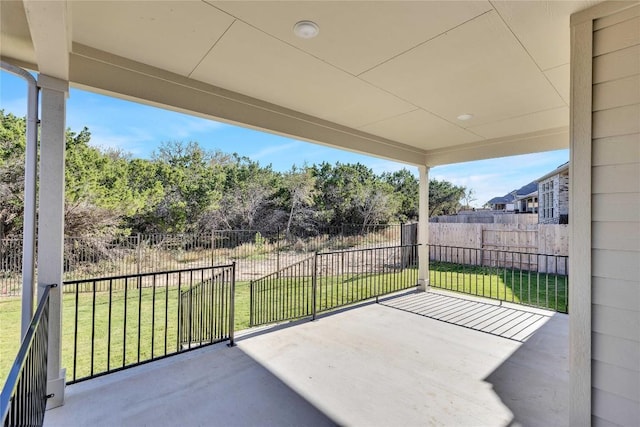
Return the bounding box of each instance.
[424,127,569,167]
[22,0,70,80]
[68,44,425,166]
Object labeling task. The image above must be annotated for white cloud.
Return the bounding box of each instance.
[432,150,569,207]
[166,116,228,139]
[368,160,416,175]
[249,141,302,160]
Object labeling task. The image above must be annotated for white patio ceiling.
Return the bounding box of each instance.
[1,1,599,166]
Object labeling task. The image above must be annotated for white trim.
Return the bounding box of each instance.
[569,15,594,427]
[417,165,429,291]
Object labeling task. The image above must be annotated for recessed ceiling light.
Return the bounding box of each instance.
[457,113,474,121]
[293,20,319,39]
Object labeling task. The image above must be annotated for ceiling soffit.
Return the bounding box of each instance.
[2,0,597,164]
[207,1,494,76]
[71,1,235,77]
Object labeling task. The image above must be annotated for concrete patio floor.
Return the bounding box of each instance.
[44,290,569,427]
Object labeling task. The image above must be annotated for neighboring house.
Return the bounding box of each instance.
[486,195,513,212]
[536,162,569,224]
[514,188,538,214]
[486,182,538,213]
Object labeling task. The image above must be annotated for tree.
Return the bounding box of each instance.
[0,111,26,238]
[461,188,477,210]
[206,155,278,230]
[429,179,466,217]
[353,182,399,230]
[383,168,419,221]
[65,127,139,236]
[311,162,399,229]
[147,141,224,233]
[281,165,317,236]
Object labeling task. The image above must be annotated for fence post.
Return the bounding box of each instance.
[228,262,236,346]
[312,252,318,320]
[136,233,142,289]
[211,230,215,267]
[136,233,142,275]
[276,227,280,279]
[249,280,254,327]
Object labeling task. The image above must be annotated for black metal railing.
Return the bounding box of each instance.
[1,284,55,427]
[63,264,235,384]
[249,256,315,327]
[428,245,568,313]
[316,245,419,312]
[179,265,235,348]
[250,245,419,327]
[1,224,405,297]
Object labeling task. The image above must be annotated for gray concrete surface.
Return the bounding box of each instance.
[44,291,568,427]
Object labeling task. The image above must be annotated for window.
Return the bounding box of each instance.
[541,180,555,220]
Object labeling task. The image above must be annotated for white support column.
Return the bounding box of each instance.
[21,74,38,339]
[417,165,430,291]
[37,74,68,409]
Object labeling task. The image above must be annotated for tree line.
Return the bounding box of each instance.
[0,110,469,239]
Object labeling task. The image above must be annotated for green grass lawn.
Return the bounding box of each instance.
[429,261,568,313]
[1,282,251,386]
[250,268,418,325]
[1,263,567,387]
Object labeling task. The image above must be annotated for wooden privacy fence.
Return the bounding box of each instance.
[428,223,568,255]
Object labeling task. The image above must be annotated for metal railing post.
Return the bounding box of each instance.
[211,230,216,267]
[228,262,236,346]
[249,280,254,327]
[312,252,318,320]
[136,232,142,274]
[276,227,280,279]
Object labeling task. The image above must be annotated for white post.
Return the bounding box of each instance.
[417,165,430,291]
[21,73,39,339]
[37,74,68,409]
[1,60,40,339]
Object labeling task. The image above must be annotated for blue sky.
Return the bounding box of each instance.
[1,70,568,207]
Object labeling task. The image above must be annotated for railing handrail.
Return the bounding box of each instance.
[62,263,235,285]
[0,283,55,423]
[318,243,420,256]
[427,243,568,259]
[250,255,315,283]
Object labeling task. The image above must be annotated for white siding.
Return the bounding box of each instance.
[591,4,640,425]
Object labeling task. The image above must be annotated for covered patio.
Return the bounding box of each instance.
[44,290,569,427]
[2,1,638,425]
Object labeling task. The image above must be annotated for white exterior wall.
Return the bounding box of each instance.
[591,7,640,425]
[572,3,640,425]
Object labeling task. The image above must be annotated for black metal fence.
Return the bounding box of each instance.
[428,245,568,313]
[179,265,235,348]
[249,256,316,326]
[316,245,419,312]
[0,284,54,427]
[1,224,403,297]
[250,245,420,327]
[63,264,235,384]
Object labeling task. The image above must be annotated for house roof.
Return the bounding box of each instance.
[0,1,599,167]
[487,181,538,206]
[487,196,511,205]
[536,161,570,182]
